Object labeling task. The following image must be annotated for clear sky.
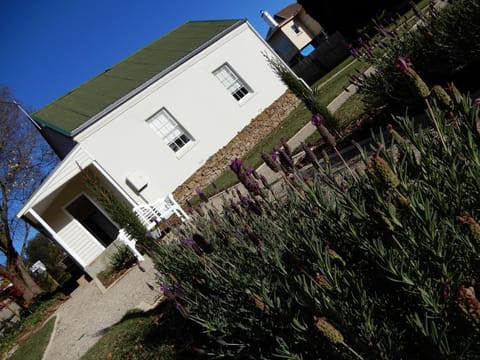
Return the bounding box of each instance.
[0,0,293,112]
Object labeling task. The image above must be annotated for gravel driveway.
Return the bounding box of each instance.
[42,256,161,360]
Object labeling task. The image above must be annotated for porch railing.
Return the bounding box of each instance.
[132,194,189,231]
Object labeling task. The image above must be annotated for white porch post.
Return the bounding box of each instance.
[27,208,87,268]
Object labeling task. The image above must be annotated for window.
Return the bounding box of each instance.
[213,64,251,101]
[291,23,302,34]
[147,109,192,152]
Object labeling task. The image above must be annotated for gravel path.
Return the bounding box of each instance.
[42,256,161,360]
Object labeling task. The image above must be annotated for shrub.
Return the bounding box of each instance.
[354,0,480,112]
[266,56,338,129]
[151,90,480,358]
[81,169,147,247]
[108,245,135,272]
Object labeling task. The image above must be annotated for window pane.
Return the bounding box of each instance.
[214,64,250,102]
[147,109,192,153]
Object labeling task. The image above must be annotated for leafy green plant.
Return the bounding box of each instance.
[108,245,135,272]
[267,56,338,129]
[353,0,480,111]
[151,89,480,358]
[81,169,147,247]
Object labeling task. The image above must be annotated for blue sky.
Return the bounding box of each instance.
[0,0,292,112]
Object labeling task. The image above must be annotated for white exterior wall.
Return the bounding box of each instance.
[74,22,287,204]
[280,19,314,50]
[56,221,104,267]
[40,176,105,268]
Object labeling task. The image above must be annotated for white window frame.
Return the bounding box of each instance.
[146,108,193,153]
[213,63,252,102]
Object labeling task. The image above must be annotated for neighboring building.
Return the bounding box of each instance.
[1,277,22,330]
[18,19,288,277]
[262,3,326,66]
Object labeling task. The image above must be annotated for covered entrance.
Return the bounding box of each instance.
[66,194,118,248]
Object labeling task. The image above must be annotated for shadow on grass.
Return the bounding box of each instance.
[82,300,208,360]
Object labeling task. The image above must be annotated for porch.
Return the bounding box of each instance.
[18,147,188,278]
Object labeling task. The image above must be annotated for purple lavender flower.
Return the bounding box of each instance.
[260,151,281,173]
[195,187,209,203]
[160,283,169,294]
[280,137,292,157]
[174,301,189,318]
[229,158,243,174]
[277,148,294,173]
[396,56,412,73]
[311,114,323,126]
[238,171,261,195]
[301,141,319,169]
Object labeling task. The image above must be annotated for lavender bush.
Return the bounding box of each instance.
[351,0,480,112]
[150,90,480,358]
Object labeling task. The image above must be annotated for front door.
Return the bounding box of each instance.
[66,195,118,248]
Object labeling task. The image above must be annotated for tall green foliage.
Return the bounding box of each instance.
[354,0,480,111]
[81,169,147,247]
[267,57,338,129]
[152,90,480,358]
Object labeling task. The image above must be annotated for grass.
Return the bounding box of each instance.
[189,1,431,203]
[313,58,368,106]
[302,94,367,148]
[0,293,65,357]
[81,304,201,360]
[7,316,56,360]
[195,57,363,201]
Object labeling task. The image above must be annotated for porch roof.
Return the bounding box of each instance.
[17,145,93,218]
[32,19,244,137]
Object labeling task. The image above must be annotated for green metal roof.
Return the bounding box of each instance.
[33,19,244,136]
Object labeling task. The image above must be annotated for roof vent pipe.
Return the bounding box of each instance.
[260,10,279,29]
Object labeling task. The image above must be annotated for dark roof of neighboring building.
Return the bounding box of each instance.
[274,3,302,24]
[266,3,303,40]
[33,19,244,136]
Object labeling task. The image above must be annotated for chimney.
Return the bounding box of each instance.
[260,10,279,29]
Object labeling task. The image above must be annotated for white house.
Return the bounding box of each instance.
[262,4,326,66]
[18,19,288,277]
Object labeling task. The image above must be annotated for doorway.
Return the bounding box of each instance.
[66,194,119,248]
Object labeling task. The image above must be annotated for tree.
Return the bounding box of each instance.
[25,233,66,280]
[0,86,57,306]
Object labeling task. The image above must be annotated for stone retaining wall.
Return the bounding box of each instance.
[173,90,300,204]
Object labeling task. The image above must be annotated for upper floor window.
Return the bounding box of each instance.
[147,109,192,152]
[291,23,302,34]
[213,63,251,101]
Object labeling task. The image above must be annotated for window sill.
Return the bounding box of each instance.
[237,92,257,107]
[174,140,197,159]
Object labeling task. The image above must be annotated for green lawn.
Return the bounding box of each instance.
[81,306,198,360]
[195,57,364,201]
[0,293,64,357]
[8,316,56,360]
[190,1,430,203]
